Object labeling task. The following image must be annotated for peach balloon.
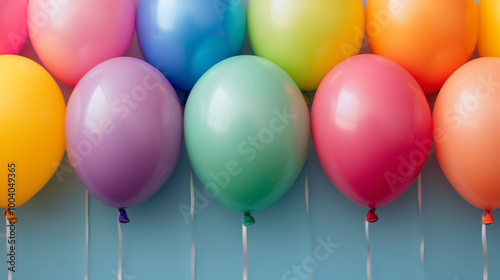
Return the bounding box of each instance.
[28,0,135,87]
[434,57,500,224]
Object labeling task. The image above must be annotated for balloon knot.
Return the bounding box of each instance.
[366,208,378,223]
[482,210,494,225]
[243,212,255,226]
[118,208,130,223]
[3,209,17,224]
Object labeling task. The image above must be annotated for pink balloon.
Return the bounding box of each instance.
[0,0,28,54]
[311,54,432,221]
[28,0,135,87]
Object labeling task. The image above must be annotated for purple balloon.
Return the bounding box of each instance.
[65,57,183,209]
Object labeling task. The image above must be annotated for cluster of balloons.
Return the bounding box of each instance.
[0,0,245,222]
[1,0,500,225]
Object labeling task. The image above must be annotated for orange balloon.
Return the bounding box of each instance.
[478,0,500,57]
[434,57,500,215]
[366,0,478,94]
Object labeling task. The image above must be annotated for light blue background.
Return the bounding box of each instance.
[5,0,496,279]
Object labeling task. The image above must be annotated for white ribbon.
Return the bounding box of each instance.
[305,156,313,280]
[482,223,488,280]
[365,221,371,280]
[242,224,248,280]
[6,217,12,280]
[190,170,196,280]
[305,155,309,215]
[190,169,195,223]
[84,190,89,280]
[418,174,424,266]
[191,240,196,280]
[117,219,123,280]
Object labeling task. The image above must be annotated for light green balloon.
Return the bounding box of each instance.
[184,55,310,222]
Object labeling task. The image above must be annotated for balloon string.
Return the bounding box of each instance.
[305,156,309,215]
[190,169,194,223]
[483,223,488,280]
[418,174,424,267]
[117,218,123,280]
[6,217,12,280]
[242,224,248,280]
[84,190,89,280]
[191,240,196,280]
[365,221,371,280]
[190,169,196,280]
[305,155,313,280]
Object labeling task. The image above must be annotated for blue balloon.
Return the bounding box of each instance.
[137,0,247,92]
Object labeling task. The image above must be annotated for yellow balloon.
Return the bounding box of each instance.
[0,55,65,209]
[478,0,500,57]
[248,0,365,91]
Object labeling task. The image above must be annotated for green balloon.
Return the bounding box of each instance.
[184,55,310,220]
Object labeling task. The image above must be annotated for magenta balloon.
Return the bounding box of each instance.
[28,0,135,87]
[0,0,28,54]
[65,57,183,209]
[311,54,432,212]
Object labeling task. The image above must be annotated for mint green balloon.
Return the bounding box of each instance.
[184,55,310,224]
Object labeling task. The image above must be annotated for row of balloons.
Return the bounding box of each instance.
[1,0,500,224]
[3,0,500,92]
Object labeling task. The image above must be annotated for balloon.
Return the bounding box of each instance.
[366,0,478,94]
[478,0,500,57]
[136,0,246,93]
[433,57,500,224]
[248,0,364,91]
[311,54,432,220]
[184,55,310,224]
[65,57,183,213]
[28,0,135,87]
[0,0,28,54]
[0,55,65,210]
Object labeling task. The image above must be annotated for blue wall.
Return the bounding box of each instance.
[5,0,497,280]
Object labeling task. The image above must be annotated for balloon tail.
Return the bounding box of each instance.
[3,209,17,224]
[118,209,130,223]
[482,210,494,225]
[365,208,378,223]
[243,212,255,226]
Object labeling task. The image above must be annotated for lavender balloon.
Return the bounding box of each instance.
[65,57,183,222]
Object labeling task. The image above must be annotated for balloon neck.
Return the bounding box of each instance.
[482,210,494,225]
[118,208,130,223]
[366,208,378,223]
[3,209,17,224]
[243,212,255,226]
